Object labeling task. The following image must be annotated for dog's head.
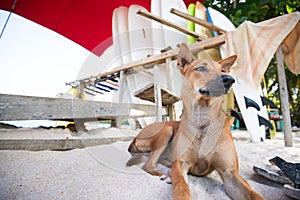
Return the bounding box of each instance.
[177,43,236,100]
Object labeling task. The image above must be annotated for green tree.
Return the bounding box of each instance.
[203,0,300,125]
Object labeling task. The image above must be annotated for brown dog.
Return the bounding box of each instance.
[127,43,264,200]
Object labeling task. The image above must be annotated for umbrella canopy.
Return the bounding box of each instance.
[1,0,202,56]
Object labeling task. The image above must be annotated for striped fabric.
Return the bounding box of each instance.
[223,12,299,89]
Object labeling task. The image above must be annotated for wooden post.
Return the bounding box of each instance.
[154,66,163,122]
[74,81,88,133]
[118,70,126,103]
[275,46,293,147]
[165,58,175,121]
[166,58,174,92]
[114,70,127,128]
[78,81,85,99]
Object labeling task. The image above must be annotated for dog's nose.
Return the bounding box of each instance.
[221,75,235,88]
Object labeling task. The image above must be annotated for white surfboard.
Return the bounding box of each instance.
[233,79,268,142]
[207,7,269,142]
[115,6,134,101]
[128,5,153,92]
[112,6,138,129]
[114,5,154,128]
[112,9,123,68]
[159,0,186,119]
[151,0,164,52]
[160,0,187,49]
[206,7,235,58]
[151,0,169,91]
[159,0,186,95]
[112,8,127,104]
[128,5,156,126]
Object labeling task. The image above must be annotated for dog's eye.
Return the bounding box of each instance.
[195,66,206,72]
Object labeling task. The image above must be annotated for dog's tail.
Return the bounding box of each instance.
[126,154,143,166]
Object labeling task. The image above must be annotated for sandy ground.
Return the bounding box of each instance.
[0,127,299,200]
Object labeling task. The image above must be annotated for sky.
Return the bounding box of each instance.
[0,10,117,127]
[0,10,100,98]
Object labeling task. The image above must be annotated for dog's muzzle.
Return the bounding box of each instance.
[200,75,235,97]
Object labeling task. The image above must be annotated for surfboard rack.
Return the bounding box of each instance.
[64,34,225,122]
[65,6,227,123]
[65,35,225,89]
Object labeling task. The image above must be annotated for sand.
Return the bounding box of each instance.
[0,127,299,200]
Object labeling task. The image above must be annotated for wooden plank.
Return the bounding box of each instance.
[134,83,180,106]
[276,46,293,147]
[0,93,159,121]
[0,137,134,151]
[170,8,227,34]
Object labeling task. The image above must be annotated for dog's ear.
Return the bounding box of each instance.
[218,55,237,72]
[177,43,194,74]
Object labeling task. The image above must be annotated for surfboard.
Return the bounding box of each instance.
[207,7,270,142]
[159,0,186,120]
[112,6,137,129]
[151,0,168,85]
[187,3,196,44]
[233,79,270,142]
[128,5,153,92]
[206,7,235,58]
[112,9,123,68]
[160,0,187,49]
[151,0,164,52]
[128,4,156,127]
[195,2,221,60]
[149,0,169,121]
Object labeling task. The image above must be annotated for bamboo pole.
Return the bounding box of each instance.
[170,8,227,34]
[275,46,293,147]
[136,10,204,40]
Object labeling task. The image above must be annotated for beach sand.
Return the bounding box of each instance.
[0,127,299,199]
